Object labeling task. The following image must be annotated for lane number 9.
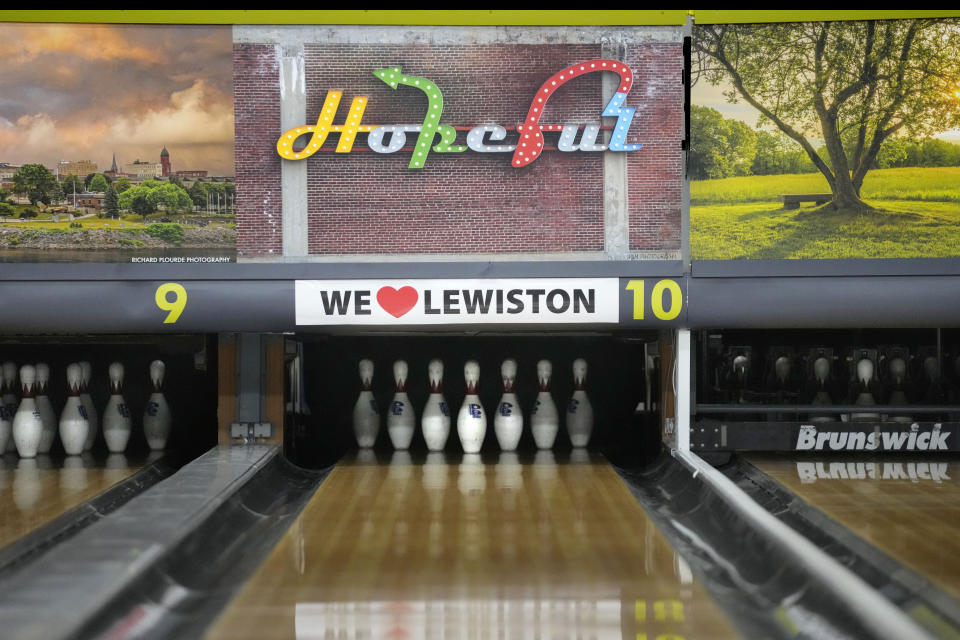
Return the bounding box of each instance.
[155,283,187,323]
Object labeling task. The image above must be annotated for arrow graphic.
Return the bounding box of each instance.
[374,66,460,169]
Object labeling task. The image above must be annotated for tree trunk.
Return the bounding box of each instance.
[817,108,874,211]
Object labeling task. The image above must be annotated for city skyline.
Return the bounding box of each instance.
[0,23,234,175]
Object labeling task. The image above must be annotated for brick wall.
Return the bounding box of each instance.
[625,44,683,251]
[234,43,283,256]
[234,38,683,257]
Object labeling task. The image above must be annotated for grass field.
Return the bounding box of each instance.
[691,167,960,259]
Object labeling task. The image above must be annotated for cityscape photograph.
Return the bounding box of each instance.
[0,22,236,261]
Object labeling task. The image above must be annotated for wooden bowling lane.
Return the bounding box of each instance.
[0,453,145,551]
[747,454,960,603]
[206,451,740,640]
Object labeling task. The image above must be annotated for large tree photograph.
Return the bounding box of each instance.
[691,17,960,259]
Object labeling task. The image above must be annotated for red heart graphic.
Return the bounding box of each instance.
[377,286,419,318]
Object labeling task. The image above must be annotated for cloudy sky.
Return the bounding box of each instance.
[0,23,234,176]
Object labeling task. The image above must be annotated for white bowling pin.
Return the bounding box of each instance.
[530,360,559,449]
[422,359,451,452]
[12,365,43,458]
[811,357,833,422]
[457,360,486,454]
[852,358,879,421]
[387,360,416,450]
[35,363,57,454]
[59,363,90,456]
[567,358,594,447]
[143,360,172,450]
[352,359,379,448]
[774,356,791,386]
[3,361,18,452]
[102,362,132,453]
[888,357,911,423]
[494,359,523,451]
[79,361,99,451]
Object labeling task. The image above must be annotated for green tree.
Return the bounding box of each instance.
[188,181,206,209]
[168,174,184,188]
[12,163,59,205]
[688,105,757,179]
[83,172,97,189]
[113,177,132,193]
[752,130,817,175]
[104,185,120,219]
[60,174,85,196]
[118,185,156,215]
[0,202,14,218]
[695,19,960,210]
[88,174,110,192]
[146,183,192,214]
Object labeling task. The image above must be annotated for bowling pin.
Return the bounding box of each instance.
[421,359,451,452]
[79,361,99,451]
[887,357,911,423]
[774,356,790,386]
[566,358,594,448]
[35,363,57,454]
[387,360,416,450]
[12,365,43,458]
[810,357,833,422]
[457,360,486,454]
[530,360,559,449]
[494,359,523,451]
[143,360,172,450]
[59,363,89,456]
[102,362,132,453]
[3,361,17,452]
[851,358,879,421]
[352,359,379,448]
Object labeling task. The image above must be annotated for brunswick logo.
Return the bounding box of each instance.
[277,59,641,169]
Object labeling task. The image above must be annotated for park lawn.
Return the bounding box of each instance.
[691,166,960,205]
[691,199,960,259]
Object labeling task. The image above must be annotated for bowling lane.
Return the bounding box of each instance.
[747,454,960,603]
[0,453,146,550]
[206,452,740,640]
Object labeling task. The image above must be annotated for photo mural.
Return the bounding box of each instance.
[690,17,960,260]
[0,23,235,263]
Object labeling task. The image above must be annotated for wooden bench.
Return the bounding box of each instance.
[780,193,832,209]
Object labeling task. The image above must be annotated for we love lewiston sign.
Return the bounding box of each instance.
[295,279,620,326]
[277,59,641,169]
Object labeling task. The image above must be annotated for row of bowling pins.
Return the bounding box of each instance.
[353,358,593,452]
[0,360,171,458]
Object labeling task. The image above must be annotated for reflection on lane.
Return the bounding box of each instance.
[795,459,952,484]
[0,452,145,549]
[750,454,960,603]
[207,452,738,640]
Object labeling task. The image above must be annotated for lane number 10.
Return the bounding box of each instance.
[625,279,682,321]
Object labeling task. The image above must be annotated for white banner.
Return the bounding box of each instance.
[295,279,619,325]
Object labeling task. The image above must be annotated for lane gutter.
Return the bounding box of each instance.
[672,448,934,640]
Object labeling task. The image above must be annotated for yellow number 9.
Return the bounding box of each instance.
[155,283,187,323]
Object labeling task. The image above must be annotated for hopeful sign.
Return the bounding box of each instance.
[277,59,641,169]
[295,279,619,325]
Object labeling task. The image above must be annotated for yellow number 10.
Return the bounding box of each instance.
[155,283,187,323]
[626,279,682,321]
